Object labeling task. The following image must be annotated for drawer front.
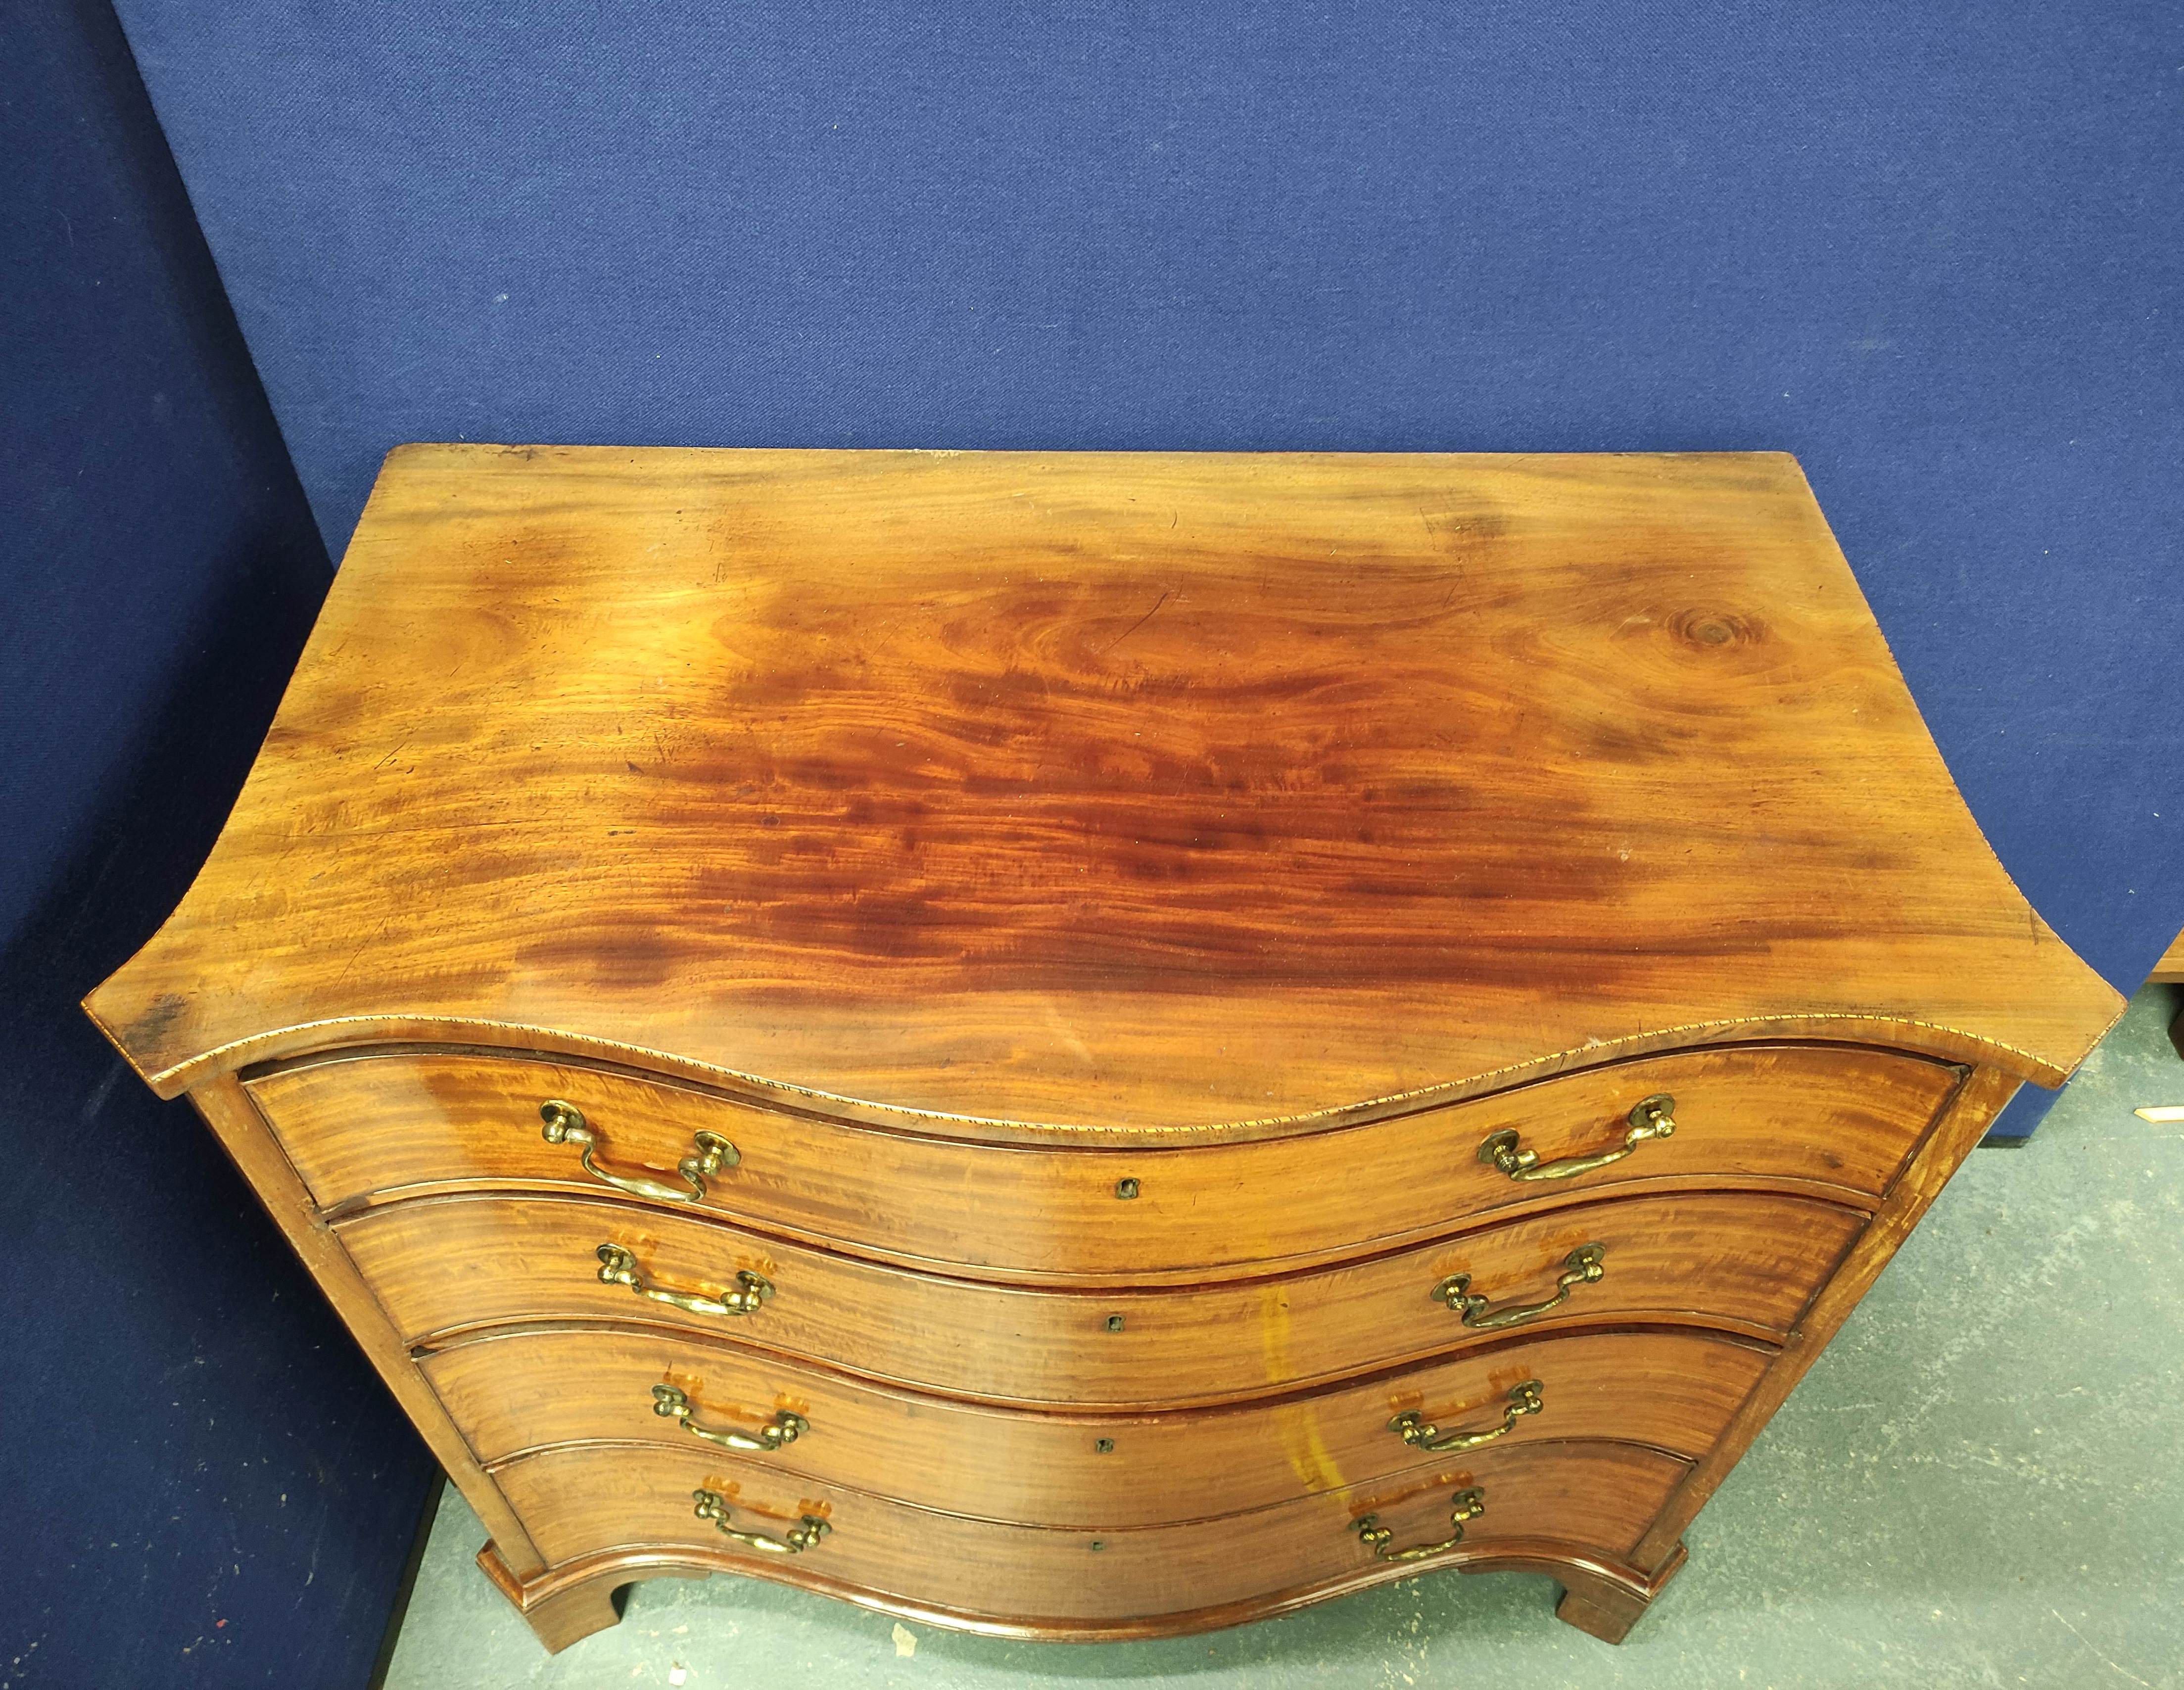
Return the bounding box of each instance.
[491,1436,1688,1622]
[256,1043,1950,1278]
[426,1324,1768,1527]
[345,1188,1858,1406]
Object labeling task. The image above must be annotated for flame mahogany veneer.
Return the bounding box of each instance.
[88,448,2121,1651]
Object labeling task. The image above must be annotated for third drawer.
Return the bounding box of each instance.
[426,1322,1769,1527]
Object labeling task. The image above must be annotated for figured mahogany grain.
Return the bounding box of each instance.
[88,449,2121,1124]
[78,450,2130,1651]
[487,1435,1688,1622]
[346,1187,1857,1406]
[255,1043,1952,1277]
[424,1323,1769,1527]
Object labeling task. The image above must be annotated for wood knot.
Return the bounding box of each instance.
[1668,609,1765,650]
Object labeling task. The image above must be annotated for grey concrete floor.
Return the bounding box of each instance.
[384,988,2184,1690]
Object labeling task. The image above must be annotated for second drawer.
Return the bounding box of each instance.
[345,1186,1860,1406]
[426,1323,1770,1527]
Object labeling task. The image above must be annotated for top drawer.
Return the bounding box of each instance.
[247,1042,1956,1281]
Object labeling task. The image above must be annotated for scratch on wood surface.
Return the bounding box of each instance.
[1103,589,1170,653]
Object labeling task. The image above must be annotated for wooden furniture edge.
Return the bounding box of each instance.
[1535,1542,1687,1644]
[118,1012,2038,1136]
[475,1530,1670,1653]
[186,1073,548,1576]
[1624,1062,2022,1574]
[2148,928,2184,984]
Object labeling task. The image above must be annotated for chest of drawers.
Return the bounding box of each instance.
[86,447,2122,1651]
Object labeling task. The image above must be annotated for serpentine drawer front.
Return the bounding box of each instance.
[422,1325,1773,1526]
[487,1437,1692,1627]
[85,448,2124,1651]
[249,1042,1957,1277]
[339,1186,1860,1404]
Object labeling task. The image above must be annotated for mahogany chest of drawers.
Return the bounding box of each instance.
[87,447,2122,1650]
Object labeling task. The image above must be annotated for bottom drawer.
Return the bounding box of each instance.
[427,1323,1768,1526]
[489,1436,1688,1623]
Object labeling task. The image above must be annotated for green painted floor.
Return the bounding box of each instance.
[384,987,2184,1690]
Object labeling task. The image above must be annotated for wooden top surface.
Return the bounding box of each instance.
[89,447,2121,1132]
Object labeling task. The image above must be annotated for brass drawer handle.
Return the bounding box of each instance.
[1478,1093,1675,1183]
[540,1099,738,1203]
[692,1488,830,1554]
[653,1386,808,1452]
[1389,1380,1544,1452]
[1353,1486,1485,1563]
[595,1243,773,1317]
[1433,1244,1605,1331]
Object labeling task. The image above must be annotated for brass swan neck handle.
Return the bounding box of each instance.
[1433,1244,1605,1331]
[1389,1380,1544,1452]
[692,1489,830,1554]
[540,1099,738,1202]
[1477,1093,1676,1183]
[596,1243,773,1318]
[653,1385,807,1452]
[1352,1486,1486,1563]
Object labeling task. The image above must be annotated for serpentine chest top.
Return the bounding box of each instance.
[89,447,2121,1650]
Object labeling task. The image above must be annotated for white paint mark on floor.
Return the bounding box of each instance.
[892,1622,917,1657]
[2049,1609,2152,1687]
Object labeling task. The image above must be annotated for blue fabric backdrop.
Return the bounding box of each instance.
[104,2,2184,1126]
[0,3,436,1684]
